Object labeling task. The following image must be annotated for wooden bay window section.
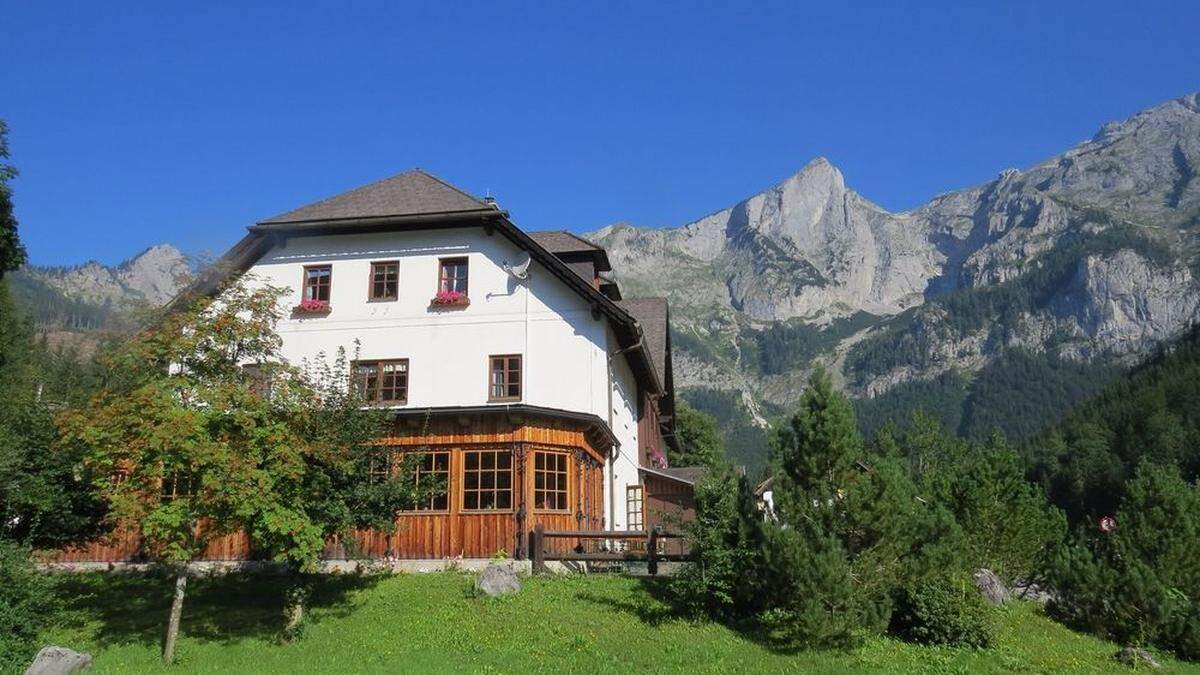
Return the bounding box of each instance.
[488,354,522,402]
[462,449,513,511]
[352,359,409,405]
[402,451,450,513]
[368,261,399,301]
[533,451,569,512]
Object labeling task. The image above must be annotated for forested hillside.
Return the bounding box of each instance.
[1025,324,1200,522]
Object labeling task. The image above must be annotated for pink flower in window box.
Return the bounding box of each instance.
[431,290,469,307]
[294,298,331,314]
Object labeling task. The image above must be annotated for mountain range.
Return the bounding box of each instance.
[13,93,1200,469]
[589,92,1200,467]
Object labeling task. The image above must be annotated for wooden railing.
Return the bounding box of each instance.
[530,524,688,576]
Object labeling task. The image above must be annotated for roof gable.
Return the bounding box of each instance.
[260,169,494,225]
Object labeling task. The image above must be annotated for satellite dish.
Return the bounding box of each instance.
[505,253,531,280]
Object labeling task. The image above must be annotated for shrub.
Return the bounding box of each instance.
[890,577,996,648]
[671,467,764,619]
[0,541,55,672]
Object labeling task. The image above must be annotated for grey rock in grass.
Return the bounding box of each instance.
[24,646,92,675]
[972,568,1012,605]
[1115,646,1160,669]
[475,562,521,597]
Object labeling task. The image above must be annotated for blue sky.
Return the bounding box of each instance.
[4,1,1198,266]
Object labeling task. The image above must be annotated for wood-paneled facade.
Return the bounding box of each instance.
[55,413,609,562]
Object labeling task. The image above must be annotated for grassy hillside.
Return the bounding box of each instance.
[39,572,1193,674]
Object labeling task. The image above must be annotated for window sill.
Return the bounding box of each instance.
[487,397,522,404]
[397,510,450,517]
[367,297,398,303]
[459,508,516,515]
[292,305,331,317]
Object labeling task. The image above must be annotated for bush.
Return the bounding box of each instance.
[890,578,996,648]
[671,467,764,619]
[0,541,55,672]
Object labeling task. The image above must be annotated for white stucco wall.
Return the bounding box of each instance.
[239,226,645,529]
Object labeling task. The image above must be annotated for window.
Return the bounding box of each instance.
[534,451,569,511]
[303,265,332,302]
[626,485,644,531]
[488,354,522,402]
[161,471,196,502]
[369,261,399,301]
[352,359,409,405]
[403,451,450,512]
[462,449,512,511]
[367,448,395,483]
[438,257,469,295]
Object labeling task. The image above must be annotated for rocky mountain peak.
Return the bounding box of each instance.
[21,243,191,307]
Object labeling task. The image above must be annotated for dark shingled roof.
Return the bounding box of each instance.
[618,298,669,385]
[259,169,495,225]
[527,230,603,253]
[641,465,708,485]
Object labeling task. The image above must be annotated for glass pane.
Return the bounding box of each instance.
[481,452,494,470]
[497,492,511,509]
[497,471,510,489]
[465,453,478,471]
[465,472,478,490]
[464,492,478,510]
[498,453,511,469]
[480,492,495,510]
[481,472,494,489]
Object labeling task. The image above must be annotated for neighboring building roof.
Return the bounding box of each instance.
[640,465,708,486]
[618,298,669,385]
[527,230,603,253]
[260,169,496,225]
[755,477,774,496]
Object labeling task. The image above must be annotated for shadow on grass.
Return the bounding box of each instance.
[572,576,811,656]
[53,570,383,650]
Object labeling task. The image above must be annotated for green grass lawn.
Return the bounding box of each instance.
[39,571,1196,674]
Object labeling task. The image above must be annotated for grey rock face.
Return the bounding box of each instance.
[593,93,1200,407]
[972,568,1011,605]
[24,646,92,675]
[474,562,521,597]
[23,244,190,306]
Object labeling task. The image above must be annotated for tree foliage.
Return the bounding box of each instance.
[669,400,725,468]
[1047,462,1200,660]
[0,120,25,277]
[57,279,431,659]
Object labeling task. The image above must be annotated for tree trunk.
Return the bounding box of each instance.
[283,573,312,643]
[163,569,188,664]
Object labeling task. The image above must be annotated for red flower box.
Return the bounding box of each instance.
[293,299,331,314]
[430,290,469,308]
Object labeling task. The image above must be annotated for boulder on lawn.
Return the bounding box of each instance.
[1115,646,1160,669]
[972,568,1012,605]
[24,646,92,675]
[474,562,521,597]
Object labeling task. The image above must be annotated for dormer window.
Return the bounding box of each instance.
[303,265,332,302]
[438,257,468,295]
